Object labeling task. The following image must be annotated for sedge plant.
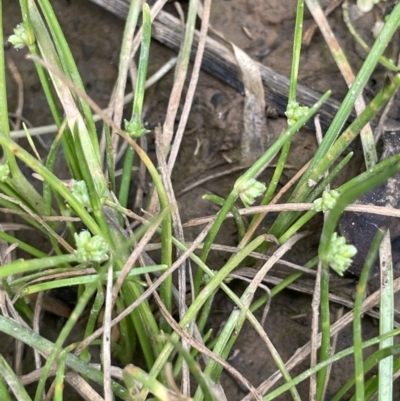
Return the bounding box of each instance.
[1,0,400,400]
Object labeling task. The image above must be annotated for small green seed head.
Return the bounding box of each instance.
[8,24,29,50]
[71,180,91,211]
[0,164,10,182]
[326,232,357,276]
[235,178,266,206]
[75,230,109,263]
[124,117,150,139]
[285,101,309,127]
[313,189,340,213]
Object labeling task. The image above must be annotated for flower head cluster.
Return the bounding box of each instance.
[326,233,357,276]
[313,189,340,213]
[0,164,10,182]
[8,24,29,50]
[70,180,106,212]
[75,231,109,263]
[285,101,309,127]
[71,180,91,211]
[235,178,266,206]
[124,117,150,139]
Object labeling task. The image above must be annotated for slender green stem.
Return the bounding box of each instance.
[132,4,151,122]
[0,231,47,258]
[279,210,315,244]
[196,290,216,335]
[54,344,75,401]
[0,254,76,279]
[316,260,330,401]
[306,152,353,201]
[288,0,305,103]
[80,284,104,363]
[203,194,246,240]
[119,147,135,210]
[72,124,111,242]
[0,374,12,401]
[168,337,217,401]
[307,0,378,171]
[379,231,394,401]
[353,230,384,401]
[275,153,353,244]
[115,296,136,365]
[342,1,399,72]
[21,266,164,295]
[0,354,32,401]
[248,140,290,236]
[119,3,152,208]
[196,241,305,401]
[104,124,115,192]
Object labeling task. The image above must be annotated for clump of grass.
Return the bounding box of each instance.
[1,0,400,400]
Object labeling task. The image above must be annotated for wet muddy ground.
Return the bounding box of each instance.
[3,0,400,399]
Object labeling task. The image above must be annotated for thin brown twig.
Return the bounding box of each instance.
[0,208,80,222]
[183,202,400,227]
[177,164,250,196]
[160,1,188,156]
[109,0,141,161]
[65,372,105,401]
[310,114,324,400]
[20,365,123,385]
[167,0,212,173]
[32,291,44,371]
[6,56,24,130]
[310,259,321,401]
[177,162,300,197]
[155,126,192,394]
[0,222,35,231]
[103,265,113,401]
[144,241,317,274]
[302,0,343,46]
